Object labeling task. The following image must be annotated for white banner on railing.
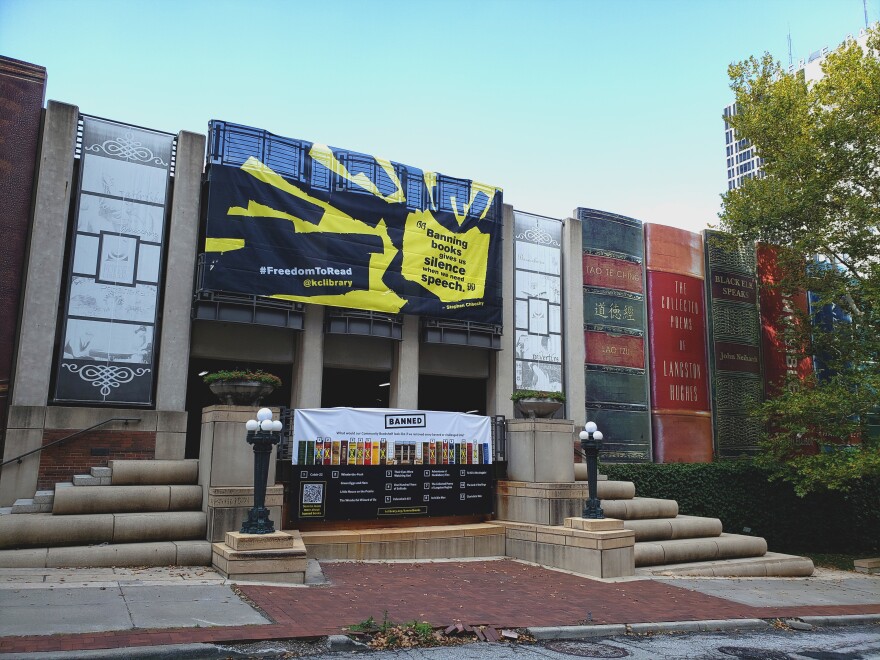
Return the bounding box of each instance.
[292,407,491,465]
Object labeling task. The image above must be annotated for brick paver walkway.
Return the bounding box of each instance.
[1,560,878,655]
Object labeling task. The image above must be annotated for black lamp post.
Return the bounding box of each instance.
[241,408,282,534]
[579,421,604,519]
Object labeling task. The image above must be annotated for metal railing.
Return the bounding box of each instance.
[0,418,141,469]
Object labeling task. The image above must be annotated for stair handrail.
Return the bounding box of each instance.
[1,417,142,468]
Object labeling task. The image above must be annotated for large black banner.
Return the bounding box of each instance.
[202,121,503,324]
[290,465,493,522]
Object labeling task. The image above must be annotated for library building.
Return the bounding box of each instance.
[0,55,815,580]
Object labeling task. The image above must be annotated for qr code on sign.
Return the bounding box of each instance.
[302,483,324,504]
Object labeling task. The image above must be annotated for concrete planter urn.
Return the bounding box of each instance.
[208,380,275,406]
[515,397,563,419]
[203,370,282,406]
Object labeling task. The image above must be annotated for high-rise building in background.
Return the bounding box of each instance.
[723,28,872,191]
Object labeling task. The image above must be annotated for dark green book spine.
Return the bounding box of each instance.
[577,208,652,462]
[704,230,764,458]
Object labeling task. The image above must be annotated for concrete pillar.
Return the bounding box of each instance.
[197,405,281,541]
[488,204,515,418]
[389,315,419,409]
[10,101,78,408]
[155,131,206,421]
[562,215,586,430]
[292,305,324,409]
[506,419,576,483]
[1,102,78,505]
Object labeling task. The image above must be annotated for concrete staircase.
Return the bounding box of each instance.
[599,483,814,577]
[0,460,211,568]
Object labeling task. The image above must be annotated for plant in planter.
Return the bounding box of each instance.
[510,389,565,419]
[203,370,282,406]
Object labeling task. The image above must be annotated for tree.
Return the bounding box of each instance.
[720,27,880,495]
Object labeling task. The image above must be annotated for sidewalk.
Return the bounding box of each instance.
[1,559,878,656]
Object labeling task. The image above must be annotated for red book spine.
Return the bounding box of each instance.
[645,224,713,463]
[757,243,813,396]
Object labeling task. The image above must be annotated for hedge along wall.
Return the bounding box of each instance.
[601,462,880,554]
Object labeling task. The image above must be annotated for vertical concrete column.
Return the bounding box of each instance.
[292,305,324,409]
[487,204,515,418]
[155,131,206,427]
[562,215,586,430]
[1,101,78,505]
[10,101,78,408]
[389,315,419,409]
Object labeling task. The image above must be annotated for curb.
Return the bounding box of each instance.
[0,644,226,660]
[799,613,880,627]
[531,618,769,640]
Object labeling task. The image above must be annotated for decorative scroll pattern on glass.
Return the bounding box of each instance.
[513,211,564,400]
[54,116,174,406]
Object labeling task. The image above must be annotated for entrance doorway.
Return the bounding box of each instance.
[321,368,391,408]
[418,375,487,415]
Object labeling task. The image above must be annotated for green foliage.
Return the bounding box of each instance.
[202,369,282,387]
[602,462,880,553]
[510,389,566,402]
[721,27,880,492]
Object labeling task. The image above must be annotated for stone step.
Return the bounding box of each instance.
[602,497,679,520]
[90,466,112,478]
[33,490,55,505]
[72,474,111,486]
[624,515,723,542]
[0,540,211,568]
[635,533,768,567]
[52,484,202,515]
[636,552,815,577]
[11,498,51,514]
[109,459,199,486]
[0,511,207,550]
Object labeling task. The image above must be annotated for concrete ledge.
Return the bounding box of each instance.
[110,459,199,485]
[602,497,679,520]
[496,519,635,578]
[854,557,880,574]
[625,515,723,542]
[301,523,507,561]
[29,540,213,568]
[636,552,815,577]
[635,533,768,567]
[52,484,202,514]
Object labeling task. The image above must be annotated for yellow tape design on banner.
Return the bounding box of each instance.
[204,238,245,253]
[227,157,406,313]
[310,144,405,204]
[450,181,501,227]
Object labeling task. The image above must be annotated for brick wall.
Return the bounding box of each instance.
[37,429,156,490]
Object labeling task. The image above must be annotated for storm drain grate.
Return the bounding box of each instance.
[544,640,629,657]
[718,647,792,660]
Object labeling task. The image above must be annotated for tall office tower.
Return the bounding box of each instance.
[723,28,872,191]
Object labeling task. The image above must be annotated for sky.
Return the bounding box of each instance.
[1,0,876,233]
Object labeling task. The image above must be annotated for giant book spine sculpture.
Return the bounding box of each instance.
[577,208,651,462]
[645,224,713,462]
[704,230,764,458]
